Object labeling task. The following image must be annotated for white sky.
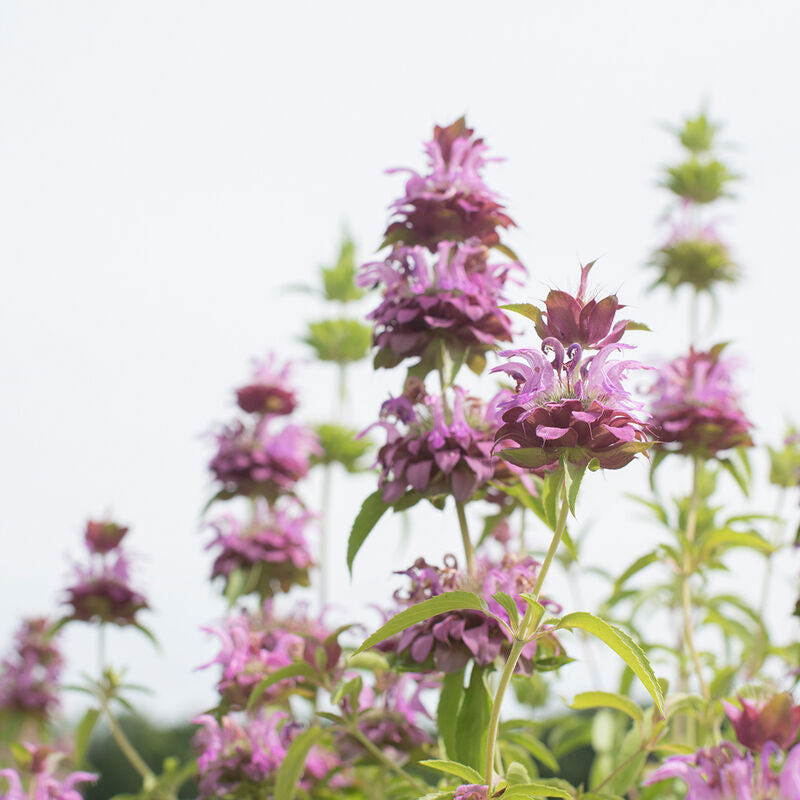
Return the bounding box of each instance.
[2,1,800,722]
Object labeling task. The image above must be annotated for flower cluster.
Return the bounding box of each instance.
[723,693,800,753]
[0,746,96,800]
[0,618,63,718]
[206,503,314,598]
[386,553,560,673]
[369,378,518,503]
[646,741,800,799]
[194,711,338,800]
[200,602,337,709]
[383,117,514,251]
[63,520,148,627]
[453,786,489,800]
[649,345,753,458]
[359,240,520,372]
[235,354,298,417]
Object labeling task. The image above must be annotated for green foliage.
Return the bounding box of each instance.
[651,237,738,293]
[678,112,719,154]
[665,158,736,204]
[311,423,373,473]
[321,236,365,303]
[768,430,800,488]
[304,318,372,364]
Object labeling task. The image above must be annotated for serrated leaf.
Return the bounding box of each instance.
[347,491,390,574]
[570,691,643,724]
[354,591,485,655]
[557,613,664,716]
[275,727,324,800]
[419,760,483,785]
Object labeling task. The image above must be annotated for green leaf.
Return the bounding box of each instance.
[500,448,557,470]
[132,622,160,650]
[503,731,559,772]
[699,529,773,559]
[74,707,100,767]
[274,727,324,800]
[347,491,390,574]
[345,651,390,671]
[501,303,543,325]
[564,460,587,516]
[718,456,749,496]
[354,591,485,655]
[437,669,465,760]
[492,591,520,633]
[570,691,643,724]
[557,613,664,716]
[501,782,573,799]
[455,665,491,771]
[419,760,483,785]
[246,662,317,709]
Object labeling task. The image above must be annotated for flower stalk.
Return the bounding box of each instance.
[455,501,476,575]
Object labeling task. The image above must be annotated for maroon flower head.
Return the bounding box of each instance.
[206,502,314,599]
[235,354,298,417]
[369,381,518,504]
[84,520,129,555]
[209,419,320,501]
[0,618,63,719]
[359,240,521,373]
[650,345,753,458]
[530,262,645,350]
[723,694,800,752]
[383,117,515,250]
[385,553,561,674]
[492,339,652,471]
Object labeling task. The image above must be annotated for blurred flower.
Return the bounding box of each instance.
[651,212,738,294]
[649,345,753,458]
[383,117,515,250]
[528,261,645,350]
[723,694,800,752]
[453,785,489,800]
[206,503,314,599]
[492,339,651,470]
[83,520,128,555]
[768,428,800,489]
[200,602,337,709]
[340,673,433,762]
[0,618,63,719]
[645,741,800,799]
[359,240,520,373]
[193,711,338,800]
[369,380,518,503]
[386,553,561,674]
[209,419,320,501]
[63,532,148,627]
[0,745,96,800]
[235,354,298,417]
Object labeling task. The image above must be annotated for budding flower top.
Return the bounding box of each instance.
[235,354,298,417]
[649,345,753,458]
[384,117,515,250]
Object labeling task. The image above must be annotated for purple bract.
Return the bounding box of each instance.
[723,694,800,752]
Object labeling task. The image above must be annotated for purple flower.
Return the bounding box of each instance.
[645,741,800,799]
[200,602,339,709]
[528,262,645,350]
[359,240,521,372]
[723,694,800,752]
[235,354,298,417]
[386,553,561,674]
[369,381,520,504]
[650,345,753,458]
[0,746,96,800]
[339,673,433,762]
[63,536,148,627]
[83,520,128,555]
[453,785,489,800]
[492,339,651,470]
[209,419,320,501]
[0,619,63,719]
[193,711,340,799]
[383,117,515,250]
[206,501,314,598]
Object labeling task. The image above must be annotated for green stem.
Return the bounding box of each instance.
[484,640,525,786]
[100,695,155,783]
[455,501,475,575]
[347,724,426,793]
[681,455,709,701]
[319,463,332,609]
[484,480,570,786]
[593,742,648,793]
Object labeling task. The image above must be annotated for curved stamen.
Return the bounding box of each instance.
[566,342,583,376]
[541,337,565,371]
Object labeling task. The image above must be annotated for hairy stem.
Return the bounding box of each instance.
[484,480,569,786]
[347,724,426,793]
[682,455,709,701]
[455,501,475,575]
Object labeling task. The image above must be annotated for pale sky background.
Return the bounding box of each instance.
[2,1,800,723]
